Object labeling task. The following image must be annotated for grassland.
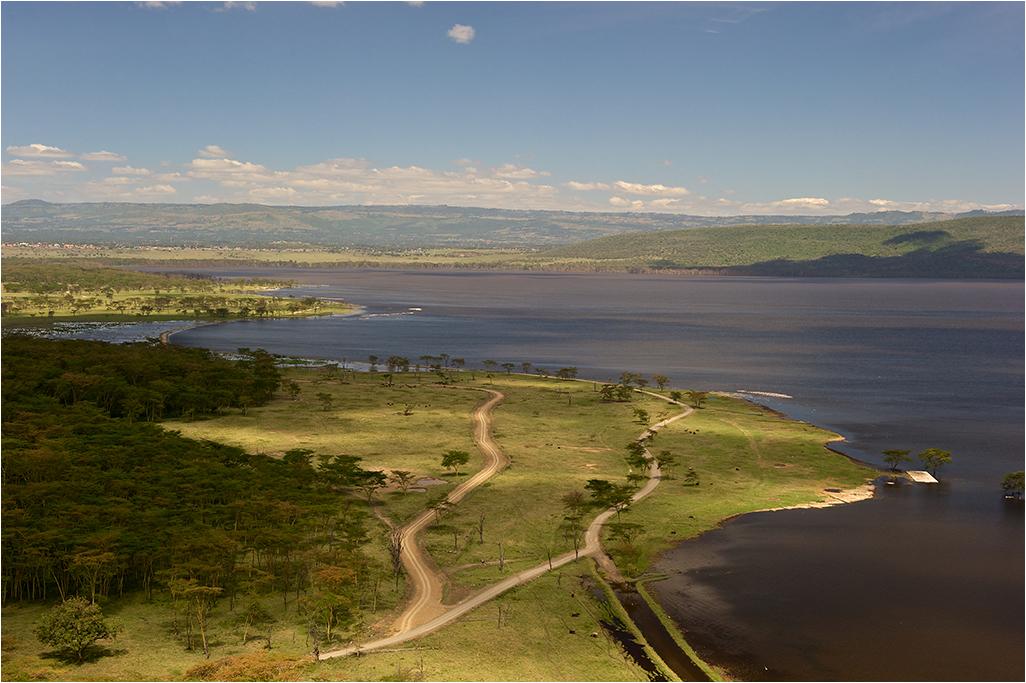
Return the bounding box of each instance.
[1,367,874,681]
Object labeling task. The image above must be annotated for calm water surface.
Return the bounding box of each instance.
[159,270,1023,680]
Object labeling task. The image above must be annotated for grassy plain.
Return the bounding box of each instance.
[1,368,873,681]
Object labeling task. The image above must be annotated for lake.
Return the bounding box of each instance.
[148,269,1025,680]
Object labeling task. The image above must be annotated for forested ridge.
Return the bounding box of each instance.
[1,337,383,639]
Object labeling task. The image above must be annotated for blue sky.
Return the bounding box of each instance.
[2,1,1023,215]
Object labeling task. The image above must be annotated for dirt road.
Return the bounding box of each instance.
[321,390,692,660]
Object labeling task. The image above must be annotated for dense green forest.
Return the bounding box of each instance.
[1,337,385,641]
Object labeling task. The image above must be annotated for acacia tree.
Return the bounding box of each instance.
[35,597,124,664]
[442,450,471,477]
[561,492,587,559]
[388,470,416,494]
[1001,471,1024,499]
[918,448,952,477]
[882,449,913,471]
[685,390,709,408]
[657,450,679,479]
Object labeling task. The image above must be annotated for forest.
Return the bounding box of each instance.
[1,337,387,653]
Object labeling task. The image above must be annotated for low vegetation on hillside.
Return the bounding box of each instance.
[4,215,1022,278]
[5,199,1018,248]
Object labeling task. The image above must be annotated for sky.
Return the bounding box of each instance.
[2,1,1023,216]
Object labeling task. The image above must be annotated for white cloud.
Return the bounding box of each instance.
[613,180,690,196]
[249,186,300,200]
[80,151,128,161]
[186,158,278,185]
[2,159,87,176]
[113,166,153,175]
[6,144,74,158]
[565,181,612,191]
[765,197,830,209]
[197,145,234,158]
[293,158,372,175]
[136,1,181,8]
[310,1,344,6]
[659,160,673,167]
[217,2,256,11]
[153,172,188,183]
[492,163,550,179]
[448,24,475,44]
[609,196,643,208]
[451,158,479,167]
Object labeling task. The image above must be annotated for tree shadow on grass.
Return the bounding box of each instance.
[39,645,129,665]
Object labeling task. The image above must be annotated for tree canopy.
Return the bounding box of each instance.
[35,597,124,663]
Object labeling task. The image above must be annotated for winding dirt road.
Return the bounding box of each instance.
[321,389,691,660]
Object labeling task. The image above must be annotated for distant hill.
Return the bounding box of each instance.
[2,200,1022,249]
[525,216,1025,278]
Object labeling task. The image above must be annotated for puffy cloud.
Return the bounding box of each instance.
[80,151,128,161]
[613,180,690,196]
[565,181,612,191]
[447,24,475,44]
[766,197,830,209]
[186,157,279,184]
[248,186,300,200]
[197,145,233,159]
[294,158,373,175]
[6,144,74,158]
[136,1,181,8]
[492,163,550,179]
[609,196,643,208]
[113,166,153,175]
[2,159,87,175]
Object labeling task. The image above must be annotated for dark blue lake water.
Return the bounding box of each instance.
[148,270,1025,679]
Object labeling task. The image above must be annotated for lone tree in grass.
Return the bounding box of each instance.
[882,449,913,471]
[35,597,124,664]
[316,392,334,411]
[389,469,416,494]
[917,448,952,477]
[685,390,709,408]
[442,449,471,477]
